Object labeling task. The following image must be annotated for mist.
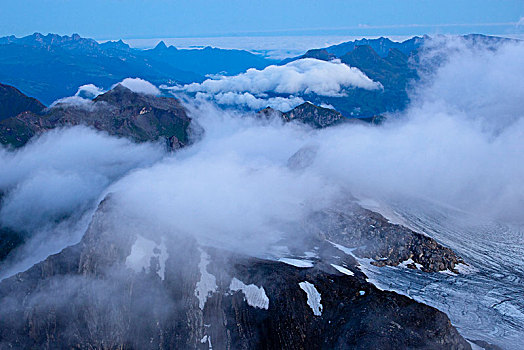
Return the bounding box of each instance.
[0,127,166,278]
[2,36,524,281]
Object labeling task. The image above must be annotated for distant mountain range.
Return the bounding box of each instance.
[0,33,517,118]
[0,33,275,105]
[282,34,517,118]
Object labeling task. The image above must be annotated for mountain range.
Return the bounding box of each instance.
[0,33,515,120]
[281,34,517,118]
[0,33,275,105]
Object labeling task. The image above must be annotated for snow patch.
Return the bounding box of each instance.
[456,262,478,274]
[278,258,314,268]
[399,258,414,267]
[398,258,422,270]
[299,281,323,316]
[229,277,270,309]
[125,235,168,280]
[195,248,218,310]
[467,341,485,350]
[328,241,358,256]
[303,251,318,258]
[330,264,354,276]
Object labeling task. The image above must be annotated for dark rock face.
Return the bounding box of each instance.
[0,85,192,149]
[259,102,376,129]
[259,102,357,129]
[307,202,463,273]
[0,83,45,121]
[0,197,471,349]
[0,226,24,262]
[283,102,345,128]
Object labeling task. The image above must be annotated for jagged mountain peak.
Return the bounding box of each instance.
[154,40,168,50]
[100,39,131,51]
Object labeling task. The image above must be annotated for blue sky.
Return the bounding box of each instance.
[1,0,523,40]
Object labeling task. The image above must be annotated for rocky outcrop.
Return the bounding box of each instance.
[259,102,361,129]
[307,202,463,273]
[0,84,192,149]
[0,196,471,349]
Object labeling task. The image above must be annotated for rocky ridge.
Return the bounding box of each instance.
[0,84,192,149]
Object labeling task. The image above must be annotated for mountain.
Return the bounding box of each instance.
[0,83,45,121]
[259,102,350,128]
[295,48,336,61]
[281,45,418,118]
[0,33,201,105]
[0,84,192,149]
[259,102,387,128]
[0,85,194,262]
[142,41,275,76]
[299,46,416,118]
[0,183,471,349]
[0,33,275,105]
[280,34,519,119]
[325,36,426,58]
[323,34,516,58]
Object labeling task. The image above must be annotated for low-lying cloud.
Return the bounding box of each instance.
[167,58,382,111]
[195,91,305,112]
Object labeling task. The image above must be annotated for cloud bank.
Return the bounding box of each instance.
[2,37,524,282]
[168,58,381,111]
[195,91,305,112]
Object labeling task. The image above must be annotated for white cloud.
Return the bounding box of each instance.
[414,35,524,129]
[50,84,105,109]
[116,78,161,95]
[50,79,161,108]
[181,58,381,96]
[195,91,305,112]
[168,58,381,111]
[76,84,105,99]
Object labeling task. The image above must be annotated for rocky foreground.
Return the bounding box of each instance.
[0,196,470,349]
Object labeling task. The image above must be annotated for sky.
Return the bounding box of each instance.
[1,0,523,41]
